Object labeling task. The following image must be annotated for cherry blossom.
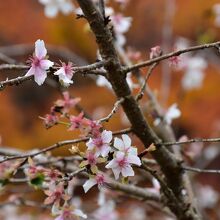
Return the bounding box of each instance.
[181,57,207,90]
[69,112,85,130]
[54,62,74,87]
[111,13,132,46]
[52,204,87,220]
[83,119,102,137]
[114,134,137,156]
[39,0,75,18]
[83,173,106,193]
[213,4,220,27]
[55,92,81,115]
[154,103,181,126]
[79,150,105,173]
[93,200,118,220]
[44,183,69,205]
[106,151,141,180]
[86,130,112,157]
[43,112,59,128]
[25,39,54,85]
[149,46,162,59]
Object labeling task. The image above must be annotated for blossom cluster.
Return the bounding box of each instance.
[25,39,74,86]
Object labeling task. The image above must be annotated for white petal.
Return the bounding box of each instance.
[35,39,47,59]
[34,67,47,85]
[112,167,121,180]
[101,130,112,143]
[121,165,134,177]
[60,1,74,14]
[45,4,59,18]
[105,159,117,169]
[86,138,95,150]
[114,137,124,151]
[100,145,110,157]
[129,147,138,156]
[25,66,35,76]
[83,179,97,193]
[40,59,54,70]
[73,209,87,219]
[122,134,131,147]
[54,67,65,76]
[127,154,141,166]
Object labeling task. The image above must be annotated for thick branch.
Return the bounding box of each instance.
[77,1,200,219]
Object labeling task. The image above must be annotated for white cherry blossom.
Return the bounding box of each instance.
[86,130,112,157]
[39,0,75,18]
[25,39,54,85]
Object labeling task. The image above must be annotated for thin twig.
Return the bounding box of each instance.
[0,128,132,163]
[161,137,220,146]
[135,63,158,101]
[98,98,124,123]
[123,41,220,73]
[183,166,220,174]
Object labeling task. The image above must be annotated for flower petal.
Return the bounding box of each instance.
[34,67,47,85]
[73,209,87,219]
[101,130,112,143]
[40,59,54,70]
[25,66,35,77]
[122,134,131,147]
[100,145,110,157]
[127,154,141,166]
[112,167,121,180]
[35,39,47,59]
[114,137,124,151]
[83,178,97,193]
[121,165,134,177]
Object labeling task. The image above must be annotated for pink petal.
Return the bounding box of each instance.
[40,59,54,70]
[34,67,47,85]
[83,178,97,193]
[25,66,35,76]
[35,39,47,59]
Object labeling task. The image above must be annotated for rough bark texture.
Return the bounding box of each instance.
[77,1,201,219]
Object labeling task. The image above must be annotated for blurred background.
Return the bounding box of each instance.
[1,0,220,219]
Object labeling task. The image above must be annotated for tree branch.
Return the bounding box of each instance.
[123,41,220,73]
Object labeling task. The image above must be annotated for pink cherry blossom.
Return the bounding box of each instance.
[149,46,162,59]
[43,113,59,128]
[105,151,141,180]
[83,119,101,137]
[55,92,81,115]
[25,39,54,85]
[83,173,105,193]
[86,130,112,157]
[54,62,74,87]
[44,183,69,205]
[69,112,85,130]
